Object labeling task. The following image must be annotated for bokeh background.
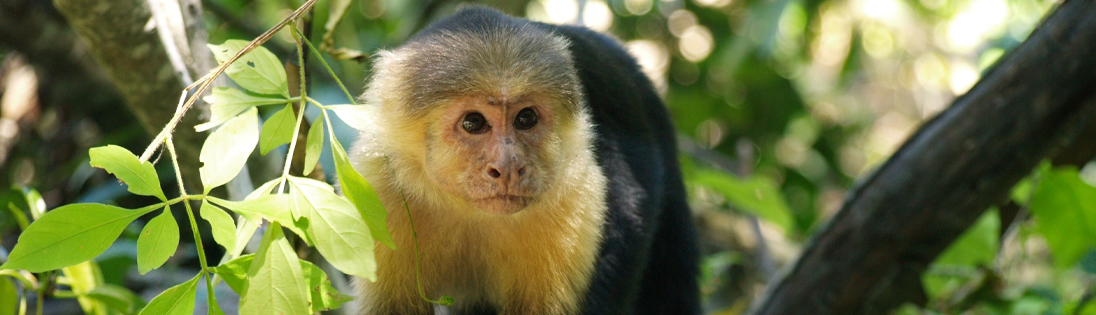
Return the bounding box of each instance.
[2,0,1094,314]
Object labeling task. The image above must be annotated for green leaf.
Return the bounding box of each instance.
[17,186,45,220]
[922,209,999,298]
[259,103,297,155]
[208,40,288,97]
[934,209,1000,267]
[200,107,259,193]
[239,222,309,315]
[214,254,352,313]
[84,284,147,314]
[1,204,156,272]
[89,145,165,201]
[1029,167,1096,268]
[200,201,236,253]
[205,195,290,226]
[1081,249,1096,275]
[288,176,378,280]
[137,273,200,315]
[208,292,227,315]
[196,87,288,132]
[300,257,354,313]
[62,260,108,314]
[137,208,180,275]
[303,113,324,176]
[329,133,395,251]
[212,255,252,294]
[691,169,795,233]
[320,0,353,50]
[0,277,16,315]
[326,105,374,132]
[206,195,311,245]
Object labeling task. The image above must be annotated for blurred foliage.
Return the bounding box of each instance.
[2,0,1096,313]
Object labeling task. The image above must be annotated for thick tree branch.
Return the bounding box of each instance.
[51,0,214,183]
[750,0,1096,314]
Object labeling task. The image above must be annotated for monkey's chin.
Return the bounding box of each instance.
[473,195,533,215]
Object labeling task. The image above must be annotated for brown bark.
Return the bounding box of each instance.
[750,0,1096,314]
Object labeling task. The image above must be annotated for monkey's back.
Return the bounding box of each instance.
[541,23,703,315]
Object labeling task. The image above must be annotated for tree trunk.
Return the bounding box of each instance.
[749,0,1096,314]
[50,0,215,183]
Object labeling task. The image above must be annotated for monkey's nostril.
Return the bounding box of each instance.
[488,168,502,178]
[517,167,527,177]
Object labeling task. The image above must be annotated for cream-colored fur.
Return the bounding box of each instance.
[349,38,608,314]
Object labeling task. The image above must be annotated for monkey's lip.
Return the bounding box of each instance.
[473,195,533,215]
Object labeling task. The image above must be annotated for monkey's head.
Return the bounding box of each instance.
[361,12,590,215]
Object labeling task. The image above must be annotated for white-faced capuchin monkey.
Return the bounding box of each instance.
[349,6,700,315]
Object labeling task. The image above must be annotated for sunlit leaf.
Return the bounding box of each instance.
[137,208,179,275]
[214,254,352,313]
[288,176,378,280]
[196,87,287,132]
[84,284,147,314]
[1,204,156,272]
[20,186,44,220]
[62,260,107,314]
[303,114,324,176]
[89,145,165,201]
[137,273,199,315]
[329,133,394,251]
[206,195,311,245]
[208,40,288,97]
[239,223,309,315]
[259,103,297,155]
[691,169,795,233]
[200,107,259,193]
[205,195,290,224]
[1030,167,1096,269]
[326,105,374,132]
[200,201,236,253]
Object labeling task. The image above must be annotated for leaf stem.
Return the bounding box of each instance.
[295,28,356,105]
[165,137,216,307]
[278,22,311,193]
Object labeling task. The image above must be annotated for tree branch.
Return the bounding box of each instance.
[749,0,1096,313]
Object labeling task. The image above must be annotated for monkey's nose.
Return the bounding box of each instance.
[486,164,527,182]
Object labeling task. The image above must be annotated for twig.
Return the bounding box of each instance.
[139,0,320,163]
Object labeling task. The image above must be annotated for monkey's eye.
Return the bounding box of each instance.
[514,108,538,130]
[461,112,488,134]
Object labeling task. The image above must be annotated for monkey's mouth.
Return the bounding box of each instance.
[473,195,533,215]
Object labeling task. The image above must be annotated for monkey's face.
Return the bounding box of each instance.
[422,95,564,215]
